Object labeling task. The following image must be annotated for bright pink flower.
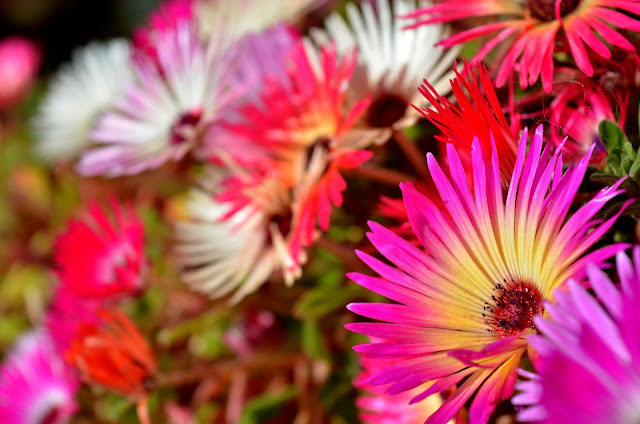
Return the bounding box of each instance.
[46,287,102,355]
[405,0,640,92]
[223,41,373,252]
[132,0,194,65]
[416,63,519,183]
[548,85,624,164]
[514,247,640,423]
[0,329,79,424]
[356,339,445,424]
[55,200,146,299]
[0,36,39,111]
[347,125,631,423]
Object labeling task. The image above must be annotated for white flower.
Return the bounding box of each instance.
[310,0,459,129]
[32,39,133,161]
[174,187,305,304]
[195,0,324,43]
[77,22,236,177]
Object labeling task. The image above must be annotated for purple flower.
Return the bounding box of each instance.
[513,246,640,424]
[0,329,79,424]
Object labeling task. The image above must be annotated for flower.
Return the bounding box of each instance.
[547,84,625,164]
[77,20,237,176]
[309,0,458,132]
[199,24,301,164]
[174,185,305,303]
[416,62,519,183]
[194,0,323,43]
[224,41,373,248]
[513,247,640,424]
[0,36,39,111]
[346,125,631,423]
[0,329,79,424]
[405,0,640,92]
[45,288,102,355]
[33,39,133,160]
[54,200,146,299]
[356,339,447,424]
[65,308,157,396]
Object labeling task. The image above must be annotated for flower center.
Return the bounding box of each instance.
[483,280,542,339]
[526,0,581,21]
[170,107,203,145]
[366,93,408,128]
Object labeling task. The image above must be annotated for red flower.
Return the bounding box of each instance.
[55,200,146,299]
[416,62,519,183]
[66,308,157,396]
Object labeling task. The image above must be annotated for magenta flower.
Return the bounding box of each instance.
[55,200,146,299]
[0,36,39,111]
[513,246,640,424]
[347,125,631,423]
[0,330,78,424]
[356,339,446,423]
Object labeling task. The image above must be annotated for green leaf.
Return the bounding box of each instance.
[238,386,298,424]
[301,319,329,359]
[599,120,636,177]
[293,285,362,319]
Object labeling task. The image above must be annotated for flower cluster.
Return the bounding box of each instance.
[2,0,640,422]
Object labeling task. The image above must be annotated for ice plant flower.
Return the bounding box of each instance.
[33,39,133,160]
[194,0,323,43]
[174,185,305,303]
[347,125,631,423]
[225,41,373,249]
[200,24,300,164]
[55,200,146,299]
[513,247,640,424]
[417,62,519,183]
[356,340,447,423]
[66,308,157,396]
[548,85,625,164]
[309,0,458,133]
[0,36,39,112]
[77,21,237,176]
[0,330,78,424]
[405,0,640,92]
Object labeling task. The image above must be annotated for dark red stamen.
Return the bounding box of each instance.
[483,280,542,339]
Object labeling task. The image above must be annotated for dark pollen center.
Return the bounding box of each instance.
[170,107,203,145]
[526,0,581,22]
[483,280,542,339]
[366,93,408,128]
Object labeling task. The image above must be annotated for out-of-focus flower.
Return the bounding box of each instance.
[548,85,625,164]
[174,186,305,303]
[0,36,39,112]
[310,0,458,134]
[66,308,157,396]
[77,21,237,177]
[33,39,133,161]
[405,0,640,92]
[46,288,102,356]
[194,0,323,43]
[356,339,448,424]
[224,310,278,356]
[55,200,146,299]
[199,24,300,164]
[513,247,640,424]
[132,0,194,65]
[0,330,79,424]
[347,126,631,423]
[417,62,519,183]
